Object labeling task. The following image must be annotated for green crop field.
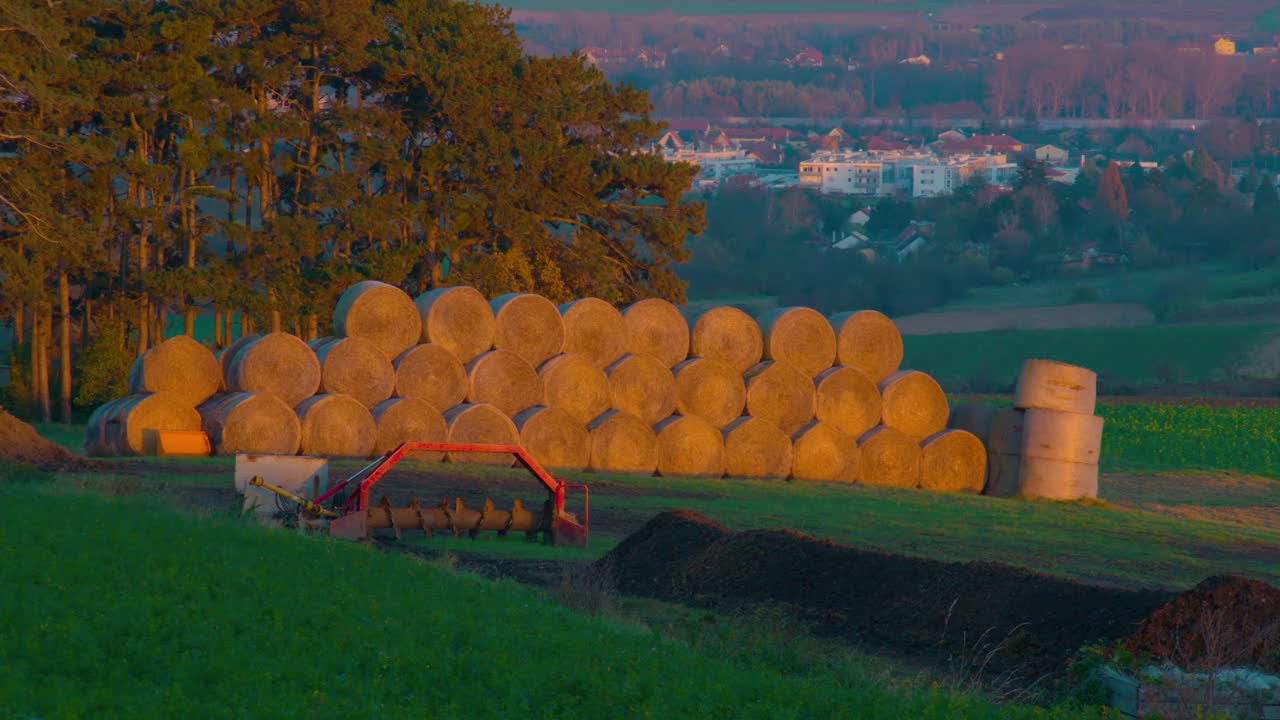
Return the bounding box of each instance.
[1100,403,1280,477]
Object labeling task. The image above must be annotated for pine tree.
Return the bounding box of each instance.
[1095,162,1129,222]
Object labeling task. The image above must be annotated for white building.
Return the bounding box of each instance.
[800,150,1016,197]
[662,148,758,180]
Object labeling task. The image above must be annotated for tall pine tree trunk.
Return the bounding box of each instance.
[59,273,72,423]
[38,307,51,423]
[224,311,234,344]
[12,302,23,347]
[214,310,225,346]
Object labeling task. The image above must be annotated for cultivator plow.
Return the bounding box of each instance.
[244,442,589,547]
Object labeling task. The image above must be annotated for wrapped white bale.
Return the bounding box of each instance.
[722,416,793,479]
[559,298,626,370]
[690,306,764,374]
[491,293,566,368]
[605,353,677,425]
[198,392,300,456]
[1019,457,1099,500]
[857,425,921,489]
[919,429,987,494]
[948,402,998,445]
[370,397,448,459]
[315,336,395,409]
[673,357,747,429]
[415,286,495,364]
[217,333,261,391]
[464,349,544,418]
[878,370,948,441]
[622,298,690,369]
[587,409,658,475]
[743,360,815,435]
[814,366,882,439]
[295,394,377,458]
[1021,409,1104,465]
[759,307,837,378]
[1014,359,1098,415]
[392,343,468,411]
[987,408,1027,455]
[654,414,726,478]
[539,353,612,425]
[443,403,520,466]
[227,332,322,408]
[514,405,590,471]
[106,393,202,456]
[985,453,1022,498]
[829,310,903,384]
[128,335,222,406]
[333,280,422,361]
[791,420,858,482]
[85,397,130,457]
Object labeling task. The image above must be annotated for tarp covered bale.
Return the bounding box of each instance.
[370,397,448,459]
[415,286,495,364]
[227,332,322,408]
[443,403,520,466]
[673,357,747,429]
[315,336,395,409]
[948,402,998,445]
[878,370,948,441]
[985,453,1022,498]
[295,394,377,458]
[919,429,986,494]
[856,425,921,489]
[605,353,677,425]
[1019,456,1099,500]
[217,333,261,391]
[1014,359,1098,415]
[654,414,726,478]
[987,408,1027,455]
[105,393,202,456]
[392,343,468,411]
[743,360,815,435]
[587,409,658,475]
[539,353,612,425]
[759,307,837,378]
[722,416,793,479]
[791,420,858,482]
[559,298,626,370]
[333,280,422,361]
[814,366,882,439]
[514,405,590,471]
[307,336,338,351]
[464,349,544,418]
[128,335,222,406]
[690,306,764,374]
[198,392,301,456]
[1021,408,1104,465]
[622,298,690,368]
[491,293,566,368]
[85,397,130,457]
[830,310,903,384]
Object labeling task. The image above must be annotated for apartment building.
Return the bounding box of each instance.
[800,150,1017,197]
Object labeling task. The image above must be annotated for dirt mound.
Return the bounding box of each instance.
[1126,575,1280,673]
[0,408,87,471]
[598,510,731,595]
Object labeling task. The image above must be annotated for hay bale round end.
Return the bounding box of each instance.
[333,280,421,360]
[919,429,987,494]
[128,334,222,406]
[744,360,815,435]
[465,349,544,418]
[392,343,468,411]
[316,336,395,408]
[539,353,612,425]
[791,420,857,482]
[830,310,903,383]
[443,403,520,466]
[623,298,689,368]
[857,425,921,489]
[690,306,764,374]
[106,393,202,456]
[587,409,658,475]
[198,392,301,456]
[491,293,566,368]
[514,405,590,471]
[814,365,881,439]
[605,353,677,425]
[370,397,448,459]
[878,370,948,441]
[673,357,747,429]
[415,286,495,364]
[654,414,726,478]
[227,332,321,408]
[759,307,837,378]
[559,298,626,369]
[722,416,793,479]
[295,394,377,458]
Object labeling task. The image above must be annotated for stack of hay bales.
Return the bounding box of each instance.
[1014,359,1103,500]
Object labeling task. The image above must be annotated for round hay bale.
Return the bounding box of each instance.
[315,336,395,409]
[985,453,1021,498]
[605,353,677,425]
[791,420,857,482]
[759,307,837,378]
[227,332,321,408]
[415,286,495,364]
[539,353,612,425]
[465,350,543,418]
[392,343,468,411]
[307,336,338,352]
[85,397,130,457]
[743,360,815,435]
[673,357,747,429]
[295,394,377,458]
[722,416,793,479]
[1019,456,1099,500]
[814,366,881,439]
[514,405,590,471]
[654,414,726,478]
[690,307,763,374]
[370,397,448,459]
[948,402,998,445]
[443,403,520,466]
[198,391,300,456]
[217,333,261,391]
[1014,359,1098,415]
[987,408,1027,455]
[830,310,903,383]
[127,334,222,406]
[559,298,626,370]
[1021,409,1104,465]
[878,370,948,441]
[622,298,689,368]
[587,409,658,475]
[106,393,201,456]
[919,429,986,494]
[856,425,921,489]
[333,280,421,361]
[491,293,566,368]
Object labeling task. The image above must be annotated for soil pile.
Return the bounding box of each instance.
[1125,575,1280,673]
[598,510,730,595]
[0,408,87,470]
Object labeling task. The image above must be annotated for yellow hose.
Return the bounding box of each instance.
[248,476,342,518]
